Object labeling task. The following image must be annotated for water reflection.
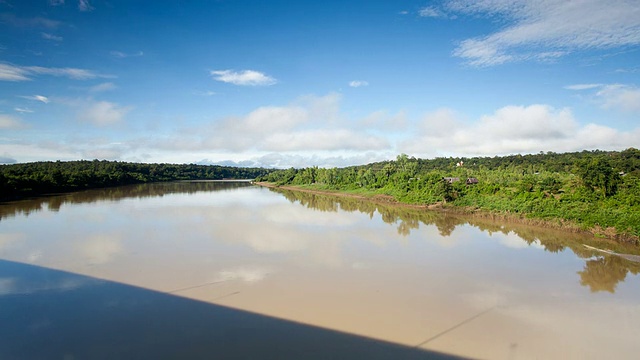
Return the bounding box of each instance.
[274,188,640,293]
[1,182,639,358]
[579,256,638,293]
[0,180,253,221]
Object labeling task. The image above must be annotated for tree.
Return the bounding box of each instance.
[576,158,620,198]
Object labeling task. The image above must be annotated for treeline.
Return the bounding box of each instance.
[0,160,272,200]
[257,149,640,241]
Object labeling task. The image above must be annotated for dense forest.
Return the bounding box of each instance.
[0,160,272,200]
[257,149,640,242]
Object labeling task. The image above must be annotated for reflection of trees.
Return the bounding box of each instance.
[277,189,455,237]
[434,215,457,237]
[578,256,629,293]
[0,181,254,221]
[274,187,640,293]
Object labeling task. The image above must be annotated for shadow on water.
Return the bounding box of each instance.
[0,260,467,360]
[274,188,640,294]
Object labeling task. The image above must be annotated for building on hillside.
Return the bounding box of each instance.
[443,177,478,185]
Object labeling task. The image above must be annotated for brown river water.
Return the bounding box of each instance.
[1,181,638,359]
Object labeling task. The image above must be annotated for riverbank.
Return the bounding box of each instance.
[255,182,640,246]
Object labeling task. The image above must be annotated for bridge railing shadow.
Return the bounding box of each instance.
[0,259,467,359]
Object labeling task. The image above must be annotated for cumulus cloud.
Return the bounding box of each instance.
[595,85,640,112]
[400,104,640,156]
[349,80,369,87]
[359,110,407,131]
[566,83,640,112]
[0,63,107,81]
[262,129,388,151]
[444,0,640,66]
[211,69,277,86]
[0,115,25,129]
[78,101,132,126]
[198,152,390,169]
[145,93,389,155]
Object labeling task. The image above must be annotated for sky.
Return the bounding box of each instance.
[0,0,639,168]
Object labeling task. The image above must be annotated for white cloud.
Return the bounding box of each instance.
[419,7,446,18]
[193,90,216,96]
[447,0,640,66]
[150,93,388,154]
[78,235,123,265]
[78,0,94,12]
[596,84,640,112]
[564,84,603,91]
[211,69,277,86]
[400,104,639,156]
[14,107,34,113]
[216,267,271,283]
[0,63,107,81]
[0,115,25,129]
[0,63,30,81]
[566,83,640,112]
[41,32,63,41]
[25,66,103,80]
[20,95,50,103]
[78,101,132,126]
[110,50,144,58]
[199,152,389,169]
[262,129,389,151]
[359,110,407,131]
[349,80,369,87]
[89,82,116,92]
[0,14,60,28]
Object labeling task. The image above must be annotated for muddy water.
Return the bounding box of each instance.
[1,181,638,359]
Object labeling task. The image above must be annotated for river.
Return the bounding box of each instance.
[1,181,638,359]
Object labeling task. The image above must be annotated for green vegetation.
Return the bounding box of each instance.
[257,149,640,242]
[0,160,272,200]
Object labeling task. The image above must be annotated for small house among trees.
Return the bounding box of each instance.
[443,177,478,185]
[466,177,479,185]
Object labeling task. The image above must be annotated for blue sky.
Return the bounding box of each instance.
[1,0,639,167]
